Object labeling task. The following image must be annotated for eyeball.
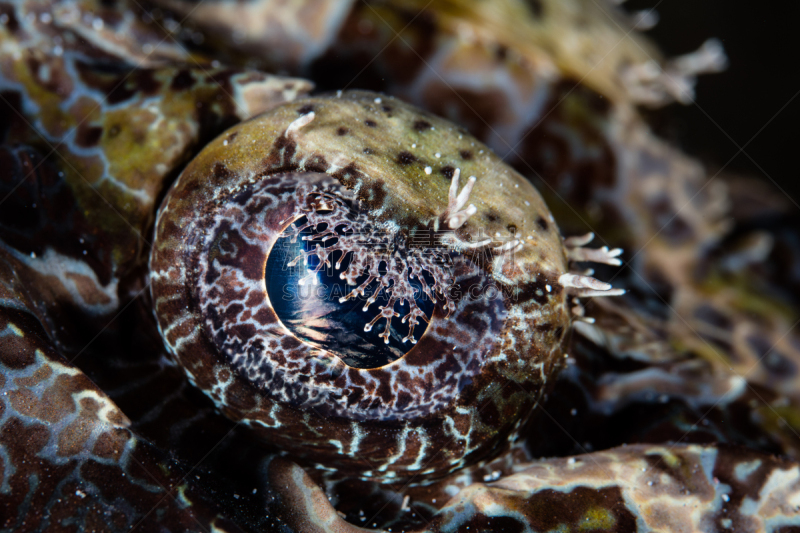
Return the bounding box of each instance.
[150,90,584,482]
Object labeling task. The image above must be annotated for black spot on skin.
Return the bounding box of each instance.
[107,125,121,139]
[297,104,314,114]
[397,151,417,165]
[364,119,377,128]
[441,166,456,179]
[227,131,238,143]
[555,326,564,339]
[536,216,549,231]
[381,105,393,113]
[413,120,431,131]
[495,45,508,61]
[486,210,500,223]
[536,323,552,332]
[507,224,517,234]
[76,125,103,148]
[363,147,374,155]
[526,0,544,17]
[336,127,349,136]
[170,69,195,91]
[459,150,473,160]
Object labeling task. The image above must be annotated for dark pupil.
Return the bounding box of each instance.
[266,216,435,369]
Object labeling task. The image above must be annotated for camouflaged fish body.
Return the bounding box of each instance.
[1,0,800,532]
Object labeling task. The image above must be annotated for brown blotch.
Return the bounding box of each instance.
[58,417,94,457]
[76,125,103,148]
[212,162,231,183]
[526,0,544,17]
[92,427,129,461]
[304,154,329,173]
[13,364,53,388]
[336,127,349,136]
[358,180,387,209]
[170,69,195,91]
[413,120,431,131]
[261,135,299,173]
[397,151,417,165]
[332,162,363,189]
[0,4,19,33]
[224,379,258,413]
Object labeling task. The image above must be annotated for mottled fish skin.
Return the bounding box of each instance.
[265,444,800,532]
[0,0,310,529]
[0,0,311,341]
[1,0,800,532]
[0,248,253,532]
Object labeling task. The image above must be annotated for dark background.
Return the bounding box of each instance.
[628,0,800,205]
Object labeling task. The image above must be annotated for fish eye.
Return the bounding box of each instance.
[150,90,617,481]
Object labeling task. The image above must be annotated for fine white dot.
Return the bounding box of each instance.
[412,143,416,148]
[435,152,441,158]
[424,166,432,175]
[525,200,531,206]
[374,97,382,103]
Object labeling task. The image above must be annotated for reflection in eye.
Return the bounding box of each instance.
[266,195,446,369]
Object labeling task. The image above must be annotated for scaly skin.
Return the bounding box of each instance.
[1,0,799,532]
